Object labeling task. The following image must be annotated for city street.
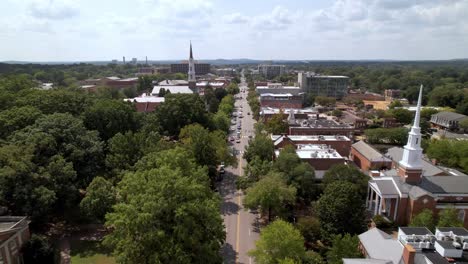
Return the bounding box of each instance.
[221,73,260,264]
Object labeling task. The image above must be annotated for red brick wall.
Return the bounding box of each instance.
[260,99,303,109]
[303,158,345,170]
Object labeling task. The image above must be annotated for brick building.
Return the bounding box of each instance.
[271,134,351,157]
[289,119,355,138]
[350,141,392,172]
[365,86,468,228]
[259,93,303,109]
[123,94,165,113]
[0,216,30,264]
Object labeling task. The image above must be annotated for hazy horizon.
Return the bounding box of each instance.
[1,0,468,61]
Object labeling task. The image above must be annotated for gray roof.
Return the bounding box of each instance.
[386,147,446,176]
[400,227,433,236]
[359,228,404,264]
[415,252,449,264]
[353,141,392,162]
[372,179,400,195]
[408,185,433,199]
[419,176,468,194]
[437,227,468,236]
[432,111,468,122]
[343,259,392,264]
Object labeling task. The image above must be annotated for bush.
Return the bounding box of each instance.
[373,215,394,229]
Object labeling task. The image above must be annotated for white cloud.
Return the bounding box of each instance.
[28,0,79,20]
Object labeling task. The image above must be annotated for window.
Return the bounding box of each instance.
[458,209,466,222]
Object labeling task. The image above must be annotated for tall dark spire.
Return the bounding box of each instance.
[189,41,193,59]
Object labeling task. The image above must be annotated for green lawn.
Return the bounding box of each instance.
[70,240,115,264]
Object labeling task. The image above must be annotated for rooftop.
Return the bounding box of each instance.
[296,119,353,129]
[156,79,189,86]
[386,147,446,177]
[260,107,318,115]
[124,94,165,103]
[151,85,193,95]
[275,144,343,160]
[353,141,392,162]
[432,111,468,121]
[358,228,404,264]
[271,134,350,143]
[400,227,433,236]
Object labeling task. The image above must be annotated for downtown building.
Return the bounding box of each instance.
[170,63,211,75]
[258,64,285,79]
[298,72,349,99]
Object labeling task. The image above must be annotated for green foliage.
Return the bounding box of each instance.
[388,100,403,109]
[15,89,90,115]
[83,99,138,140]
[273,147,317,203]
[428,86,464,108]
[155,94,208,136]
[303,93,315,108]
[226,82,240,95]
[80,177,116,221]
[0,106,43,138]
[104,148,224,264]
[265,112,289,134]
[296,216,322,245]
[10,113,104,185]
[427,139,468,173]
[365,127,408,145]
[22,234,55,264]
[373,215,394,229]
[326,234,362,264]
[244,156,272,182]
[243,134,275,163]
[249,220,306,264]
[303,251,325,264]
[244,173,296,222]
[211,111,230,133]
[437,207,464,227]
[317,182,366,237]
[410,209,435,232]
[388,108,414,125]
[331,109,343,117]
[322,164,369,198]
[204,86,220,113]
[315,96,336,107]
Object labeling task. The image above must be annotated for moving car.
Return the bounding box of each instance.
[236,138,241,143]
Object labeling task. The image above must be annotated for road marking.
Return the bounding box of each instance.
[249,257,252,264]
[248,228,251,236]
[236,192,241,262]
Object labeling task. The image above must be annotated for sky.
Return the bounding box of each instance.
[1,0,468,61]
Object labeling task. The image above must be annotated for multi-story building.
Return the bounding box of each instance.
[258,64,285,79]
[256,83,303,95]
[344,226,468,264]
[364,86,468,228]
[124,94,165,113]
[0,216,30,264]
[170,63,211,75]
[289,118,355,138]
[260,94,303,109]
[430,111,468,132]
[298,72,349,99]
[271,134,351,157]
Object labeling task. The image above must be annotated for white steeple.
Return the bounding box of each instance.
[399,85,423,169]
[188,41,196,82]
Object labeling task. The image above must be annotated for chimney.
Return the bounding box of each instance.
[403,244,415,264]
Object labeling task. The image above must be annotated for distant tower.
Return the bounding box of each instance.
[146,56,148,65]
[398,85,424,184]
[188,42,196,90]
[123,56,126,64]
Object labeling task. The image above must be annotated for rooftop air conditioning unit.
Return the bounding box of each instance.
[463,242,468,250]
[453,242,462,249]
[419,241,431,249]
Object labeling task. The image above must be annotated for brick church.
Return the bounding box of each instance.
[365,85,468,228]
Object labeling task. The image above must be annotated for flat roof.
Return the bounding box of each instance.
[437,227,468,236]
[275,144,343,159]
[301,119,352,128]
[271,134,350,142]
[260,93,294,97]
[400,227,433,236]
[124,96,165,103]
[151,85,193,94]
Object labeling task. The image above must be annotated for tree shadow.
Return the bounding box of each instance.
[222,243,237,264]
[222,201,240,216]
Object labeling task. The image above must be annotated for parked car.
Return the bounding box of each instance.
[229,136,234,141]
[247,112,250,115]
[236,138,241,143]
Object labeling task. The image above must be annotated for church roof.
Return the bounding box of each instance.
[352,141,392,162]
[386,147,446,176]
[419,176,468,194]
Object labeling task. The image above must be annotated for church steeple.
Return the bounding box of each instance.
[398,85,424,183]
[188,41,196,83]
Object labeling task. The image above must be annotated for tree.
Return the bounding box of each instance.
[211,111,230,133]
[104,149,224,264]
[428,86,464,108]
[365,127,408,145]
[244,173,296,222]
[388,108,414,125]
[459,118,468,131]
[155,94,208,136]
[296,216,322,245]
[331,109,343,117]
[410,209,435,232]
[15,89,90,115]
[243,134,275,162]
[437,207,464,227]
[248,220,306,264]
[83,99,138,140]
[265,112,288,134]
[316,182,366,237]
[303,251,325,264]
[0,106,43,138]
[22,234,55,264]
[322,165,369,198]
[10,113,104,186]
[326,234,362,264]
[80,177,116,221]
[315,96,336,107]
[427,139,468,172]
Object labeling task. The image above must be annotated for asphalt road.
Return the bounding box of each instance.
[221,73,260,264]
